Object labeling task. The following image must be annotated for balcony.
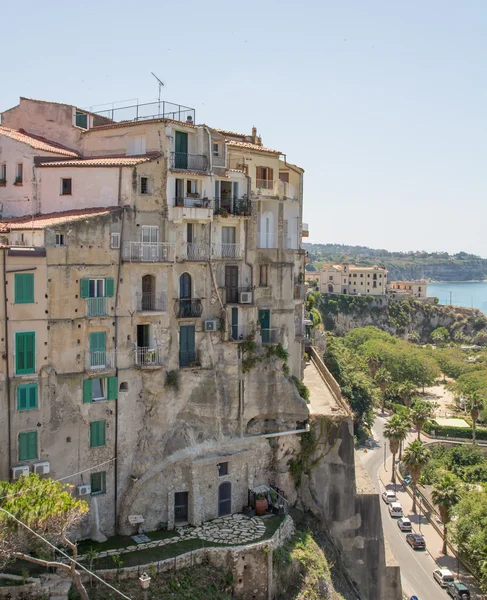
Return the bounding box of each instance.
[170,152,208,172]
[86,350,116,372]
[254,179,278,197]
[302,223,309,237]
[135,346,164,368]
[174,298,203,318]
[86,297,108,317]
[280,181,298,201]
[183,243,210,261]
[257,233,278,249]
[260,328,281,345]
[230,326,251,342]
[136,292,167,312]
[180,349,201,368]
[214,197,252,217]
[170,197,213,222]
[221,286,252,304]
[122,242,175,262]
[212,243,243,260]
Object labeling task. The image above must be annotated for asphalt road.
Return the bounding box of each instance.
[359,414,451,600]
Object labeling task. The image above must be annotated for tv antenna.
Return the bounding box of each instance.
[151,72,165,116]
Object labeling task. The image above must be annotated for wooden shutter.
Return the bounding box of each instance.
[24,384,38,410]
[90,420,106,447]
[256,167,263,181]
[107,377,118,400]
[267,168,273,182]
[19,431,37,461]
[83,379,92,403]
[104,278,114,297]
[89,332,106,353]
[80,279,90,298]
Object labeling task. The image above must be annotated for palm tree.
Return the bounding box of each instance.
[375,368,392,414]
[402,440,430,514]
[431,473,460,555]
[383,415,410,484]
[410,399,433,440]
[398,381,417,408]
[465,391,484,444]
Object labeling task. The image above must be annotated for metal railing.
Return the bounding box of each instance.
[86,297,108,317]
[214,197,252,216]
[230,326,250,342]
[212,243,243,260]
[174,196,212,208]
[221,286,252,304]
[92,100,195,124]
[122,242,175,262]
[174,298,203,318]
[170,152,208,171]
[260,328,281,345]
[257,233,278,249]
[135,346,164,367]
[179,349,200,368]
[86,350,115,371]
[136,292,167,312]
[184,243,210,261]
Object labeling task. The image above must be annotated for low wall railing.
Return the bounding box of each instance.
[308,346,352,415]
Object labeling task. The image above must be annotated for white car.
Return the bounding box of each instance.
[388,502,403,518]
[382,491,397,504]
[433,568,455,588]
[397,517,412,531]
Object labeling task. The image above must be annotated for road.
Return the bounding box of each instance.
[359,414,451,600]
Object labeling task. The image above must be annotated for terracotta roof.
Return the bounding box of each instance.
[214,128,249,139]
[168,170,210,177]
[38,156,155,168]
[88,117,197,132]
[0,126,79,157]
[0,207,120,231]
[226,140,280,155]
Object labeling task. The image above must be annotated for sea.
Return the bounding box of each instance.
[427,281,487,315]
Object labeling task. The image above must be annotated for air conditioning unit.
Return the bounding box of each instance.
[33,461,50,475]
[239,292,252,304]
[12,465,30,479]
[78,484,92,496]
[205,319,217,332]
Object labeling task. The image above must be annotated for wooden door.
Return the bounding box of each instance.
[225,265,238,303]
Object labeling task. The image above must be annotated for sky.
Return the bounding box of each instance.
[0,1,485,256]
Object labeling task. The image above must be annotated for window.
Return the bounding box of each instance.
[217,462,228,476]
[353,274,357,278]
[213,143,220,157]
[15,163,23,184]
[60,178,72,195]
[15,332,35,374]
[344,279,347,284]
[186,180,197,195]
[55,233,65,246]
[84,377,117,402]
[329,276,333,281]
[0,164,6,183]
[14,273,34,304]
[90,420,106,447]
[17,383,38,411]
[140,176,151,195]
[259,265,268,287]
[127,135,146,156]
[110,233,120,249]
[256,166,273,182]
[360,274,363,278]
[18,431,38,461]
[80,278,114,298]
[367,274,370,278]
[75,111,88,129]
[91,471,106,496]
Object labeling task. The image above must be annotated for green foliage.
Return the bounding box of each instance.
[430,327,450,346]
[424,420,487,441]
[318,293,375,317]
[291,376,310,403]
[165,370,180,392]
[387,301,412,330]
[283,363,290,375]
[266,343,289,362]
[310,307,322,326]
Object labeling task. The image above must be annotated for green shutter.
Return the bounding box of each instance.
[83,379,92,403]
[89,332,106,353]
[80,279,90,298]
[18,383,39,410]
[107,377,118,400]
[17,385,27,410]
[90,420,106,447]
[104,278,114,297]
[14,273,34,304]
[16,332,35,374]
[19,431,38,461]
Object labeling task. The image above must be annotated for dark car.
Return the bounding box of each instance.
[447,581,471,599]
[406,533,426,549]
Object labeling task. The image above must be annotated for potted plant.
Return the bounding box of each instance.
[215,207,228,218]
[14,176,22,186]
[0,178,6,187]
[255,493,268,516]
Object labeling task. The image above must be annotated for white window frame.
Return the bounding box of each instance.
[110,233,120,249]
[186,179,197,195]
[91,378,106,401]
[213,143,220,157]
[15,163,23,182]
[88,279,105,298]
[55,233,65,246]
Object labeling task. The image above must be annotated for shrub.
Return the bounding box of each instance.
[424,420,487,441]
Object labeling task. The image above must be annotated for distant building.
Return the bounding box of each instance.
[312,264,388,296]
[387,281,426,299]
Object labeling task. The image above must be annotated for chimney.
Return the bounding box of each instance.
[251,126,257,143]
[186,116,193,123]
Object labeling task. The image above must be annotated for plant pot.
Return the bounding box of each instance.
[243,506,256,517]
[255,497,268,516]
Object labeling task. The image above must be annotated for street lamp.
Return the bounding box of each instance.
[418,496,422,533]
[139,572,151,600]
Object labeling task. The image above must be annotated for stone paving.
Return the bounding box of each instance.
[78,514,267,560]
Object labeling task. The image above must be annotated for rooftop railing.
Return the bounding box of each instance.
[92,100,195,124]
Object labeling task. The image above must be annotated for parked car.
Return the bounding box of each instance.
[406,533,426,549]
[397,517,412,532]
[446,581,470,599]
[388,502,403,518]
[382,491,397,504]
[433,568,455,587]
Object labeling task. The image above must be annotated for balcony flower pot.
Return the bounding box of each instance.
[0,179,6,187]
[187,193,200,198]
[215,208,228,218]
[14,180,23,186]
[255,493,268,516]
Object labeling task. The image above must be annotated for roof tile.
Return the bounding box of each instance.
[0,207,120,231]
[226,140,280,155]
[0,126,79,157]
[38,156,155,168]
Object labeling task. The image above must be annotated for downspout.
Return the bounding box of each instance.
[3,247,11,473]
[114,167,124,533]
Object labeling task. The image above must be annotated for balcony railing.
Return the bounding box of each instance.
[280,181,298,200]
[260,328,281,345]
[174,298,203,318]
[122,242,175,262]
[230,326,250,342]
[86,297,108,317]
[92,99,195,124]
[86,350,116,371]
[257,233,278,249]
[212,243,243,260]
[221,286,252,304]
[170,152,208,171]
[184,243,210,261]
[135,346,164,367]
[174,196,212,208]
[214,197,252,216]
[136,292,167,312]
[180,349,200,368]
[256,179,275,191]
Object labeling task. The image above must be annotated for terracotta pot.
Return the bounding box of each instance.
[255,497,268,516]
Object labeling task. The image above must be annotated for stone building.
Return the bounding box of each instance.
[387,280,426,298]
[0,97,308,537]
[311,263,388,295]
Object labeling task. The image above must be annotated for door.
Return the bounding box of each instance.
[260,212,274,248]
[90,332,106,368]
[222,226,236,258]
[218,482,232,517]
[175,131,188,169]
[141,226,159,261]
[179,325,196,366]
[174,491,189,523]
[221,181,232,211]
[225,266,238,304]
[179,272,192,317]
[175,178,184,206]
[231,307,239,341]
[141,275,155,310]
[258,309,270,344]
[137,324,150,348]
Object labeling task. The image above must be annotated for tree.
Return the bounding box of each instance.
[0,475,89,600]
[397,381,417,408]
[431,473,460,555]
[383,415,410,484]
[402,440,430,513]
[430,327,450,346]
[375,368,392,413]
[410,399,434,440]
[465,391,484,444]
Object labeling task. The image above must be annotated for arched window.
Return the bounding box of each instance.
[327,284,333,293]
[180,273,192,299]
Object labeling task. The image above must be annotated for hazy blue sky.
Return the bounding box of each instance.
[1,1,485,255]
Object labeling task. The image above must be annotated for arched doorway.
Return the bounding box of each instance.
[218,482,232,516]
[327,284,333,293]
[141,274,155,310]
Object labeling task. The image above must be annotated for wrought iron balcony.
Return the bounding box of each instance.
[221,286,252,304]
[174,298,203,318]
[86,350,116,371]
[212,243,243,260]
[214,197,252,217]
[170,152,208,171]
[135,346,164,367]
[136,292,167,312]
[86,297,108,317]
[122,242,175,262]
[174,196,212,208]
[183,243,210,261]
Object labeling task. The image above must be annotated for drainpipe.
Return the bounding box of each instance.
[3,247,11,473]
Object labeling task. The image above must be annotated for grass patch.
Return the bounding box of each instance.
[77,528,175,555]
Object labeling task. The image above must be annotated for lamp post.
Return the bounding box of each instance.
[418,496,422,533]
[139,572,151,600]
